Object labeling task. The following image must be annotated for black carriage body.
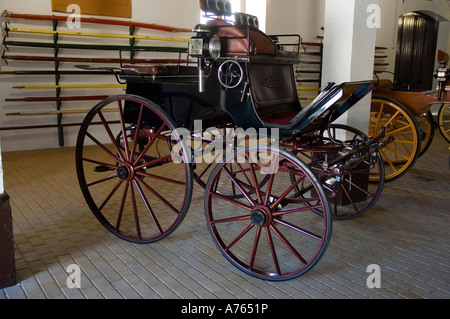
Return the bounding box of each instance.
[122,58,305,137]
[123,63,253,131]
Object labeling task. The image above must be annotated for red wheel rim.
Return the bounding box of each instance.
[204,146,332,281]
[76,95,193,243]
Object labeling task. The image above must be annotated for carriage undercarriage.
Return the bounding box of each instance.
[75,0,392,281]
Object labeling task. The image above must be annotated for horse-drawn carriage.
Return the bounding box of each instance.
[75,0,391,281]
[370,50,450,182]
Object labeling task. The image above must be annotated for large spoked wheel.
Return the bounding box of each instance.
[292,124,385,220]
[370,96,421,182]
[76,95,193,244]
[204,146,332,281]
[438,103,450,143]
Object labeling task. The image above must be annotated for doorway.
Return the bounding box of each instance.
[394,12,439,92]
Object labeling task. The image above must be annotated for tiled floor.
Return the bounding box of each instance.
[0,132,449,299]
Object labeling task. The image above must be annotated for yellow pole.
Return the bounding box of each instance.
[7,27,190,43]
[13,84,126,89]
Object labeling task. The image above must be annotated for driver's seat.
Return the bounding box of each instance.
[200,0,277,56]
[200,0,301,124]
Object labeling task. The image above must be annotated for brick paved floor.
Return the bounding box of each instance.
[0,133,449,299]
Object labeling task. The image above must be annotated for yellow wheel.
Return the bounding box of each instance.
[417,111,435,157]
[438,103,450,143]
[369,96,421,182]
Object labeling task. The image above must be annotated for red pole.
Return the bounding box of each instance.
[5,12,192,33]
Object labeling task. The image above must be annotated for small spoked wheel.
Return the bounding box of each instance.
[204,146,332,281]
[292,124,385,220]
[76,95,193,244]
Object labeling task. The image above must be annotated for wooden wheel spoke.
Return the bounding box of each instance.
[97,109,126,162]
[383,145,412,161]
[135,154,172,170]
[133,124,168,166]
[222,166,256,207]
[85,132,121,162]
[263,173,276,206]
[274,218,322,241]
[209,192,253,211]
[270,224,307,265]
[249,227,262,271]
[265,227,281,276]
[382,110,401,127]
[211,213,252,225]
[386,125,415,137]
[381,148,400,172]
[270,171,304,210]
[117,100,132,162]
[115,181,129,233]
[86,173,118,188]
[339,184,360,213]
[129,181,142,239]
[225,223,254,252]
[273,204,324,217]
[342,177,374,199]
[133,179,164,235]
[99,179,124,211]
[135,177,181,215]
[136,171,186,186]
[389,138,416,145]
[129,104,146,163]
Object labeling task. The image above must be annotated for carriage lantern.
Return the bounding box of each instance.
[434,60,450,101]
[189,26,221,92]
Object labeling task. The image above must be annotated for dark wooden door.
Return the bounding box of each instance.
[394,12,439,91]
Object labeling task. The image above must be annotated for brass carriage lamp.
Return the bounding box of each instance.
[189,27,221,93]
[434,61,449,101]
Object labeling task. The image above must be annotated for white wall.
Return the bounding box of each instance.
[0,0,199,152]
[0,0,449,152]
[266,0,325,42]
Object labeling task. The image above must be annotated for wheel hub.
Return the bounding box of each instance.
[251,207,271,227]
[117,165,133,180]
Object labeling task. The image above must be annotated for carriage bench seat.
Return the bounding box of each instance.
[121,64,198,77]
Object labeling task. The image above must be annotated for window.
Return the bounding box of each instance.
[245,0,266,32]
[200,0,266,32]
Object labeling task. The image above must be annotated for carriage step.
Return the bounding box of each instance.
[94,166,114,172]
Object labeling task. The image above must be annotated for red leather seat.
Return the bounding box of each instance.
[199,0,276,56]
[207,19,276,56]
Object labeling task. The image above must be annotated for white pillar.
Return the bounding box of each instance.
[322,0,378,134]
